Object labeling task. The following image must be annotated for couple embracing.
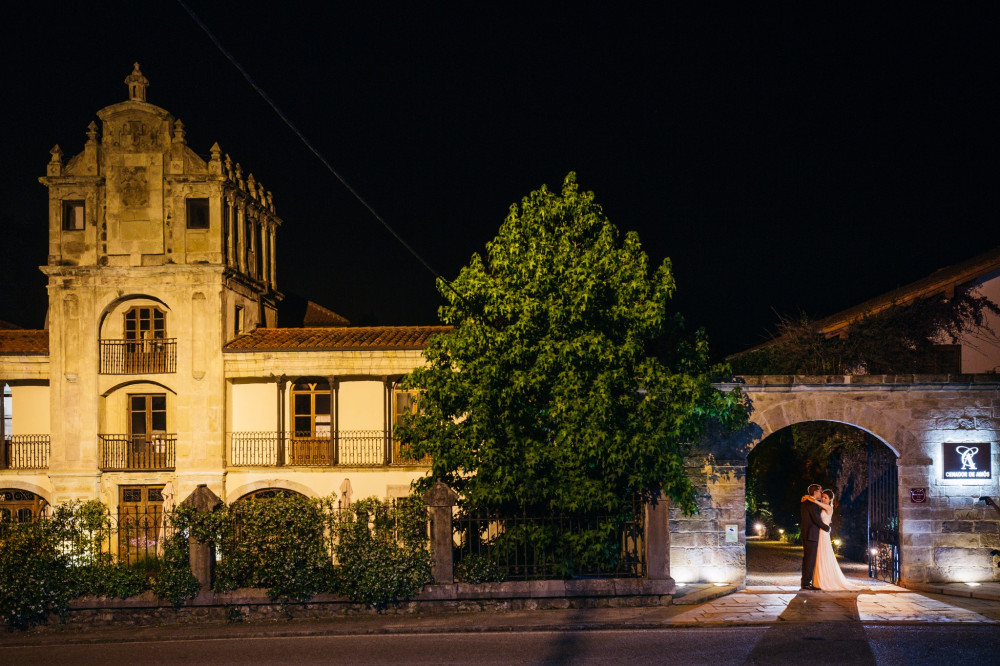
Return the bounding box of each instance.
[800,483,855,591]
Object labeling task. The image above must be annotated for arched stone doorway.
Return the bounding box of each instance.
[745,421,899,585]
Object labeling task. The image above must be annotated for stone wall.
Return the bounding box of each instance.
[669,456,747,584]
[668,376,1000,586]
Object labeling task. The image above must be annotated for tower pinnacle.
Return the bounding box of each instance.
[125,62,149,102]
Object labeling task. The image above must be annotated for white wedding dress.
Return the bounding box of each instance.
[813,506,856,591]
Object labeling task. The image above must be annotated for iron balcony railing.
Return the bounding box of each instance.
[99,339,177,374]
[1,435,50,470]
[229,430,429,467]
[99,434,176,471]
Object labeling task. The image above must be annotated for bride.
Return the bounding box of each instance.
[805,489,857,591]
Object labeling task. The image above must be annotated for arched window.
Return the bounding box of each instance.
[0,489,47,523]
[237,488,307,501]
[103,305,175,374]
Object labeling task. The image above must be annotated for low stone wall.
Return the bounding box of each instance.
[42,579,674,628]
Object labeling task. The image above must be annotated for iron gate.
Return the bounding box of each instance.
[868,434,900,583]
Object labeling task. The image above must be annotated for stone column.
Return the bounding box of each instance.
[645,493,671,580]
[276,375,286,466]
[180,484,223,597]
[0,380,6,470]
[383,377,391,465]
[268,226,277,290]
[224,198,235,267]
[236,204,247,273]
[423,481,459,584]
[329,376,339,466]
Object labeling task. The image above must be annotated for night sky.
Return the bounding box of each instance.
[1,4,996,359]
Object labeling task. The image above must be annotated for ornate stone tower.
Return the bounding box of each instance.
[38,64,282,502]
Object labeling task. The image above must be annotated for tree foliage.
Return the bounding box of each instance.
[397,173,748,515]
[730,291,1000,375]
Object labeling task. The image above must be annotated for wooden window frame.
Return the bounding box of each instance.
[123,306,167,341]
[291,379,331,438]
[128,393,167,439]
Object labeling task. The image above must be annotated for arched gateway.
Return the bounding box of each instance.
[668,375,1000,587]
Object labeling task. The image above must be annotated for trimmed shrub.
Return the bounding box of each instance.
[332,497,432,610]
[0,518,74,628]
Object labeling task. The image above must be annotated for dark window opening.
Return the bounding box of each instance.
[62,200,85,231]
[186,198,210,229]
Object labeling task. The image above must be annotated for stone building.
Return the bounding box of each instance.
[0,65,441,519]
[671,250,1000,586]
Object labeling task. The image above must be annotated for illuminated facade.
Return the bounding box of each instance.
[0,65,438,518]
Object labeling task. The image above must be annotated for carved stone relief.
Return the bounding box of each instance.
[120,167,148,207]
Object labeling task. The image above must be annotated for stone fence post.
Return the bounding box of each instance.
[423,481,459,584]
[180,484,223,596]
[645,492,671,580]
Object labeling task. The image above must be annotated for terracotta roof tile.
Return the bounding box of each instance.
[0,330,49,355]
[223,326,451,352]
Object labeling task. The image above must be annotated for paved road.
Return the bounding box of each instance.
[3,626,999,665]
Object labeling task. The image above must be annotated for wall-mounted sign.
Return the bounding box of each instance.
[910,488,926,503]
[725,524,738,543]
[942,442,992,480]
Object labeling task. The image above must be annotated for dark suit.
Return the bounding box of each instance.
[800,497,829,587]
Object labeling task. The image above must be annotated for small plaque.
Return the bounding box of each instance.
[725,524,738,543]
[910,487,926,503]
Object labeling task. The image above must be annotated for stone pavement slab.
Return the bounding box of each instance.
[665,587,999,626]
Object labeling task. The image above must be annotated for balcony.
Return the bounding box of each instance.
[229,430,429,467]
[100,339,177,374]
[1,435,50,470]
[99,434,176,471]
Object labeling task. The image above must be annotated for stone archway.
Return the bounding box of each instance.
[670,376,1000,587]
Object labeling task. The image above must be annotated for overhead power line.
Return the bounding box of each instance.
[175,0,464,303]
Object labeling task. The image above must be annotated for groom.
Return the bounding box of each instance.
[800,483,830,590]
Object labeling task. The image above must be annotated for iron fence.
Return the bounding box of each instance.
[454,503,646,581]
[0,505,177,568]
[99,339,177,374]
[229,430,406,467]
[99,434,176,471]
[2,434,50,469]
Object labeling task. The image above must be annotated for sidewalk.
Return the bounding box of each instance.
[2,582,997,648]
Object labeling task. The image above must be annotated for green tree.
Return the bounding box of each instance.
[397,173,748,515]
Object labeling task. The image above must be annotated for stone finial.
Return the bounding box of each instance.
[210,142,222,161]
[224,153,233,179]
[266,191,274,212]
[339,477,353,507]
[47,145,63,176]
[234,162,244,188]
[125,62,149,102]
[247,173,257,199]
[86,121,98,145]
[180,484,223,512]
[423,480,459,507]
[172,119,186,144]
[257,182,266,202]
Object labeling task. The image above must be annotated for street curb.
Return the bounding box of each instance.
[903,582,1000,602]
